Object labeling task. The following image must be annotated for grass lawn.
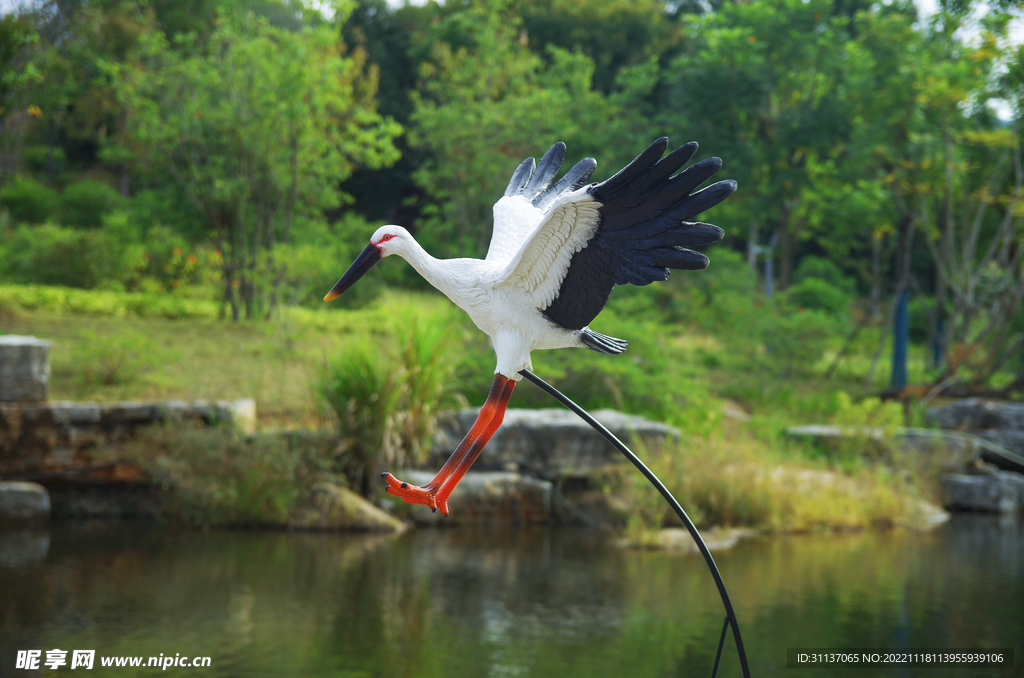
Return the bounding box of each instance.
[2,305,376,427]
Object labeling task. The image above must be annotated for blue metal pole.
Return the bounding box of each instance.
[931,316,944,370]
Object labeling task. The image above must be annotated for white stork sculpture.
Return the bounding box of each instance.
[325,138,736,515]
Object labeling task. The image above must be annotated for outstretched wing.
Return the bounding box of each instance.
[486,142,597,267]
[497,138,736,330]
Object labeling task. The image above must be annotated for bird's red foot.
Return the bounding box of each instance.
[382,472,447,515]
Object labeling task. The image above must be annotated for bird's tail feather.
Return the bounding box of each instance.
[581,328,628,355]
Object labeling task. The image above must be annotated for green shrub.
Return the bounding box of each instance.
[120,222,221,297]
[0,223,103,287]
[128,188,205,240]
[762,309,842,375]
[0,222,140,289]
[0,175,57,224]
[785,277,851,316]
[0,213,220,297]
[118,422,340,527]
[0,284,219,318]
[794,255,857,296]
[59,179,123,229]
[826,391,905,465]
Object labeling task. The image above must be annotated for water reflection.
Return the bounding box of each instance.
[0,516,1020,677]
[0,529,48,569]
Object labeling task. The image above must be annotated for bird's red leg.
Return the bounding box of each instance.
[433,376,515,516]
[383,374,514,514]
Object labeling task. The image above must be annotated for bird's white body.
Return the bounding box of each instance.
[374,188,601,380]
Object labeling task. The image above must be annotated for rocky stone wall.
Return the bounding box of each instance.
[929,399,1024,513]
[928,398,1024,469]
[0,399,256,476]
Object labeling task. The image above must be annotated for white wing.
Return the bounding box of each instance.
[485,142,596,268]
[486,196,544,267]
[495,189,602,309]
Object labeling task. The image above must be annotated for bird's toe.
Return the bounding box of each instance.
[382,472,439,510]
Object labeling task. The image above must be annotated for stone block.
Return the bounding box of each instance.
[15,404,62,460]
[288,482,405,532]
[227,398,257,434]
[49,402,101,426]
[928,398,1024,431]
[941,471,1024,513]
[0,336,51,403]
[158,399,257,432]
[0,403,22,457]
[104,402,160,424]
[433,408,680,480]
[0,481,51,525]
[973,430,1024,457]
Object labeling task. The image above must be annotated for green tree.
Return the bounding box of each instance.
[795,3,925,310]
[113,11,400,319]
[665,0,856,290]
[893,9,1024,396]
[13,1,155,189]
[512,0,676,95]
[0,14,41,192]
[408,1,646,258]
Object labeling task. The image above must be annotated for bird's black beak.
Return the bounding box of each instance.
[324,242,381,302]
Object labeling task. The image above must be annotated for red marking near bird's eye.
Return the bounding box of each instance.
[383,235,392,241]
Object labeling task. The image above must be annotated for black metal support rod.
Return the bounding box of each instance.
[519,369,752,678]
[712,615,731,678]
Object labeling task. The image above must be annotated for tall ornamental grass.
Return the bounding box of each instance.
[315,300,466,494]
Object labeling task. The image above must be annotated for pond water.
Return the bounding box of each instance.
[1,515,1021,677]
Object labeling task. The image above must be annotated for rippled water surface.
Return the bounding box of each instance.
[1,515,1021,677]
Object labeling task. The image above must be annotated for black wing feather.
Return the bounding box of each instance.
[541,138,736,331]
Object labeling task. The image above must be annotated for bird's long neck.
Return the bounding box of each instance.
[397,239,451,294]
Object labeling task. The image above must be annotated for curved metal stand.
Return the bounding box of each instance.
[520,369,752,678]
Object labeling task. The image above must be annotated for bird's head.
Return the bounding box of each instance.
[323,225,410,302]
[368,225,412,259]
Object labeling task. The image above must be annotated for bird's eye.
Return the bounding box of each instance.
[382,235,392,242]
